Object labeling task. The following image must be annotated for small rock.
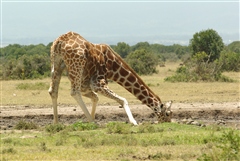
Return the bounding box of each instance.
[186,120,194,125]
[73,108,76,111]
[191,121,201,126]
[182,119,188,124]
[186,118,194,125]
[217,120,225,125]
[171,119,178,123]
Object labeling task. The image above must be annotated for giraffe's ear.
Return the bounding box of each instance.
[165,101,172,110]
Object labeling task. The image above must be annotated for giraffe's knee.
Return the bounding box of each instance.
[48,86,53,95]
[49,88,58,99]
[70,89,77,96]
[92,93,99,102]
[118,98,128,107]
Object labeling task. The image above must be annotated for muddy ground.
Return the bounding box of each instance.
[1,102,240,130]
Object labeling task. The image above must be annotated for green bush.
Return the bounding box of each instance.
[219,50,240,72]
[198,130,240,161]
[138,123,164,133]
[71,121,98,131]
[165,52,234,82]
[45,124,66,133]
[217,130,240,160]
[14,120,38,130]
[106,122,132,134]
[126,49,159,75]
[39,142,51,152]
[2,147,16,154]
[2,54,50,80]
[148,152,172,160]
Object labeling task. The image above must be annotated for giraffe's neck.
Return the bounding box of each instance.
[105,47,162,109]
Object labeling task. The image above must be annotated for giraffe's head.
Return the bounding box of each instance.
[157,101,173,122]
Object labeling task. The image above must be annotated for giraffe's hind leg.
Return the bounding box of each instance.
[48,60,65,124]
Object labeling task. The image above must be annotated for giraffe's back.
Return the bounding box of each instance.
[51,31,109,90]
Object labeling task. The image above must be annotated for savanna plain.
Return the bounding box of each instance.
[1,62,240,161]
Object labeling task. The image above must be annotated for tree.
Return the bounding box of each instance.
[126,49,159,75]
[113,42,130,58]
[189,29,224,62]
[131,42,150,52]
[227,41,240,53]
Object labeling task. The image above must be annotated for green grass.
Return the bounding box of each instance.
[1,121,239,160]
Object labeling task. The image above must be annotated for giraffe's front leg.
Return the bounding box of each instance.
[90,93,98,120]
[118,97,138,125]
[71,89,94,122]
[83,91,99,120]
[94,79,138,125]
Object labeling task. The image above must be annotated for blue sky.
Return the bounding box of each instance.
[1,0,239,46]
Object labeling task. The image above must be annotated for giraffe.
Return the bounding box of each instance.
[48,31,172,125]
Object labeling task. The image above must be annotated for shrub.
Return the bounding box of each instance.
[71,121,98,131]
[165,52,234,82]
[219,50,240,72]
[217,130,240,160]
[45,124,65,133]
[39,142,51,152]
[148,152,172,160]
[138,123,164,133]
[106,122,132,134]
[126,49,159,75]
[198,129,240,161]
[14,120,38,130]
[2,147,16,154]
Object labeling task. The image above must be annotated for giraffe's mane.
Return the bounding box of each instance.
[107,46,161,102]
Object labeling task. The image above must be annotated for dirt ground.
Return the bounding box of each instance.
[1,102,240,130]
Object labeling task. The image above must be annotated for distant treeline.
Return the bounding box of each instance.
[0,43,52,80]
[0,41,239,80]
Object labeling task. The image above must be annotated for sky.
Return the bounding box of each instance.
[0,0,239,47]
